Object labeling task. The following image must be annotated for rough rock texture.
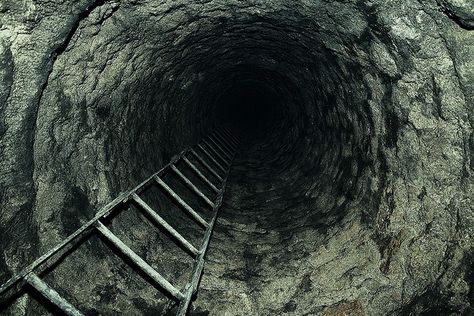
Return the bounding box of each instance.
[440,0,474,29]
[0,0,474,315]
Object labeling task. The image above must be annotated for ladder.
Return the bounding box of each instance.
[0,127,239,315]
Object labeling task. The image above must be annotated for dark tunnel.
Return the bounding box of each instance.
[216,80,284,136]
[0,0,474,315]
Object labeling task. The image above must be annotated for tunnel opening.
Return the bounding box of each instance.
[216,80,284,138]
[0,6,407,314]
[202,64,307,145]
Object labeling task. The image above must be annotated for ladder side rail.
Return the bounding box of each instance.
[176,147,234,316]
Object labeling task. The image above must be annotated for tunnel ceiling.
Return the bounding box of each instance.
[1,0,474,315]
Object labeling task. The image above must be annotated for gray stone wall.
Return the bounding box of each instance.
[0,0,473,314]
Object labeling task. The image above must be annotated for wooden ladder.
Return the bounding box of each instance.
[0,127,239,315]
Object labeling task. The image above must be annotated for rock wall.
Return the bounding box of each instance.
[0,0,473,314]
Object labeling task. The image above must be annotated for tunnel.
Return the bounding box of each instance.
[1,0,474,315]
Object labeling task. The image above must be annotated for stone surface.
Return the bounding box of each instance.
[0,0,473,315]
[441,0,474,29]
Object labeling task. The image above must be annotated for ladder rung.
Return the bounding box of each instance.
[207,136,232,159]
[212,132,235,150]
[132,193,199,257]
[25,273,83,316]
[190,149,223,182]
[203,138,229,162]
[202,139,230,165]
[217,129,237,145]
[214,132,237,153]
[171,165,215,208]
[182,157,220,193]
[95,222,185,301]
[197,144,227,173]
[221,128,238,143]
[154,176,209,228]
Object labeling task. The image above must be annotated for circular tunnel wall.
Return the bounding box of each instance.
[1,0,474,315]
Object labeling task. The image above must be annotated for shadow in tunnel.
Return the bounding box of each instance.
[215,80,285,141]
